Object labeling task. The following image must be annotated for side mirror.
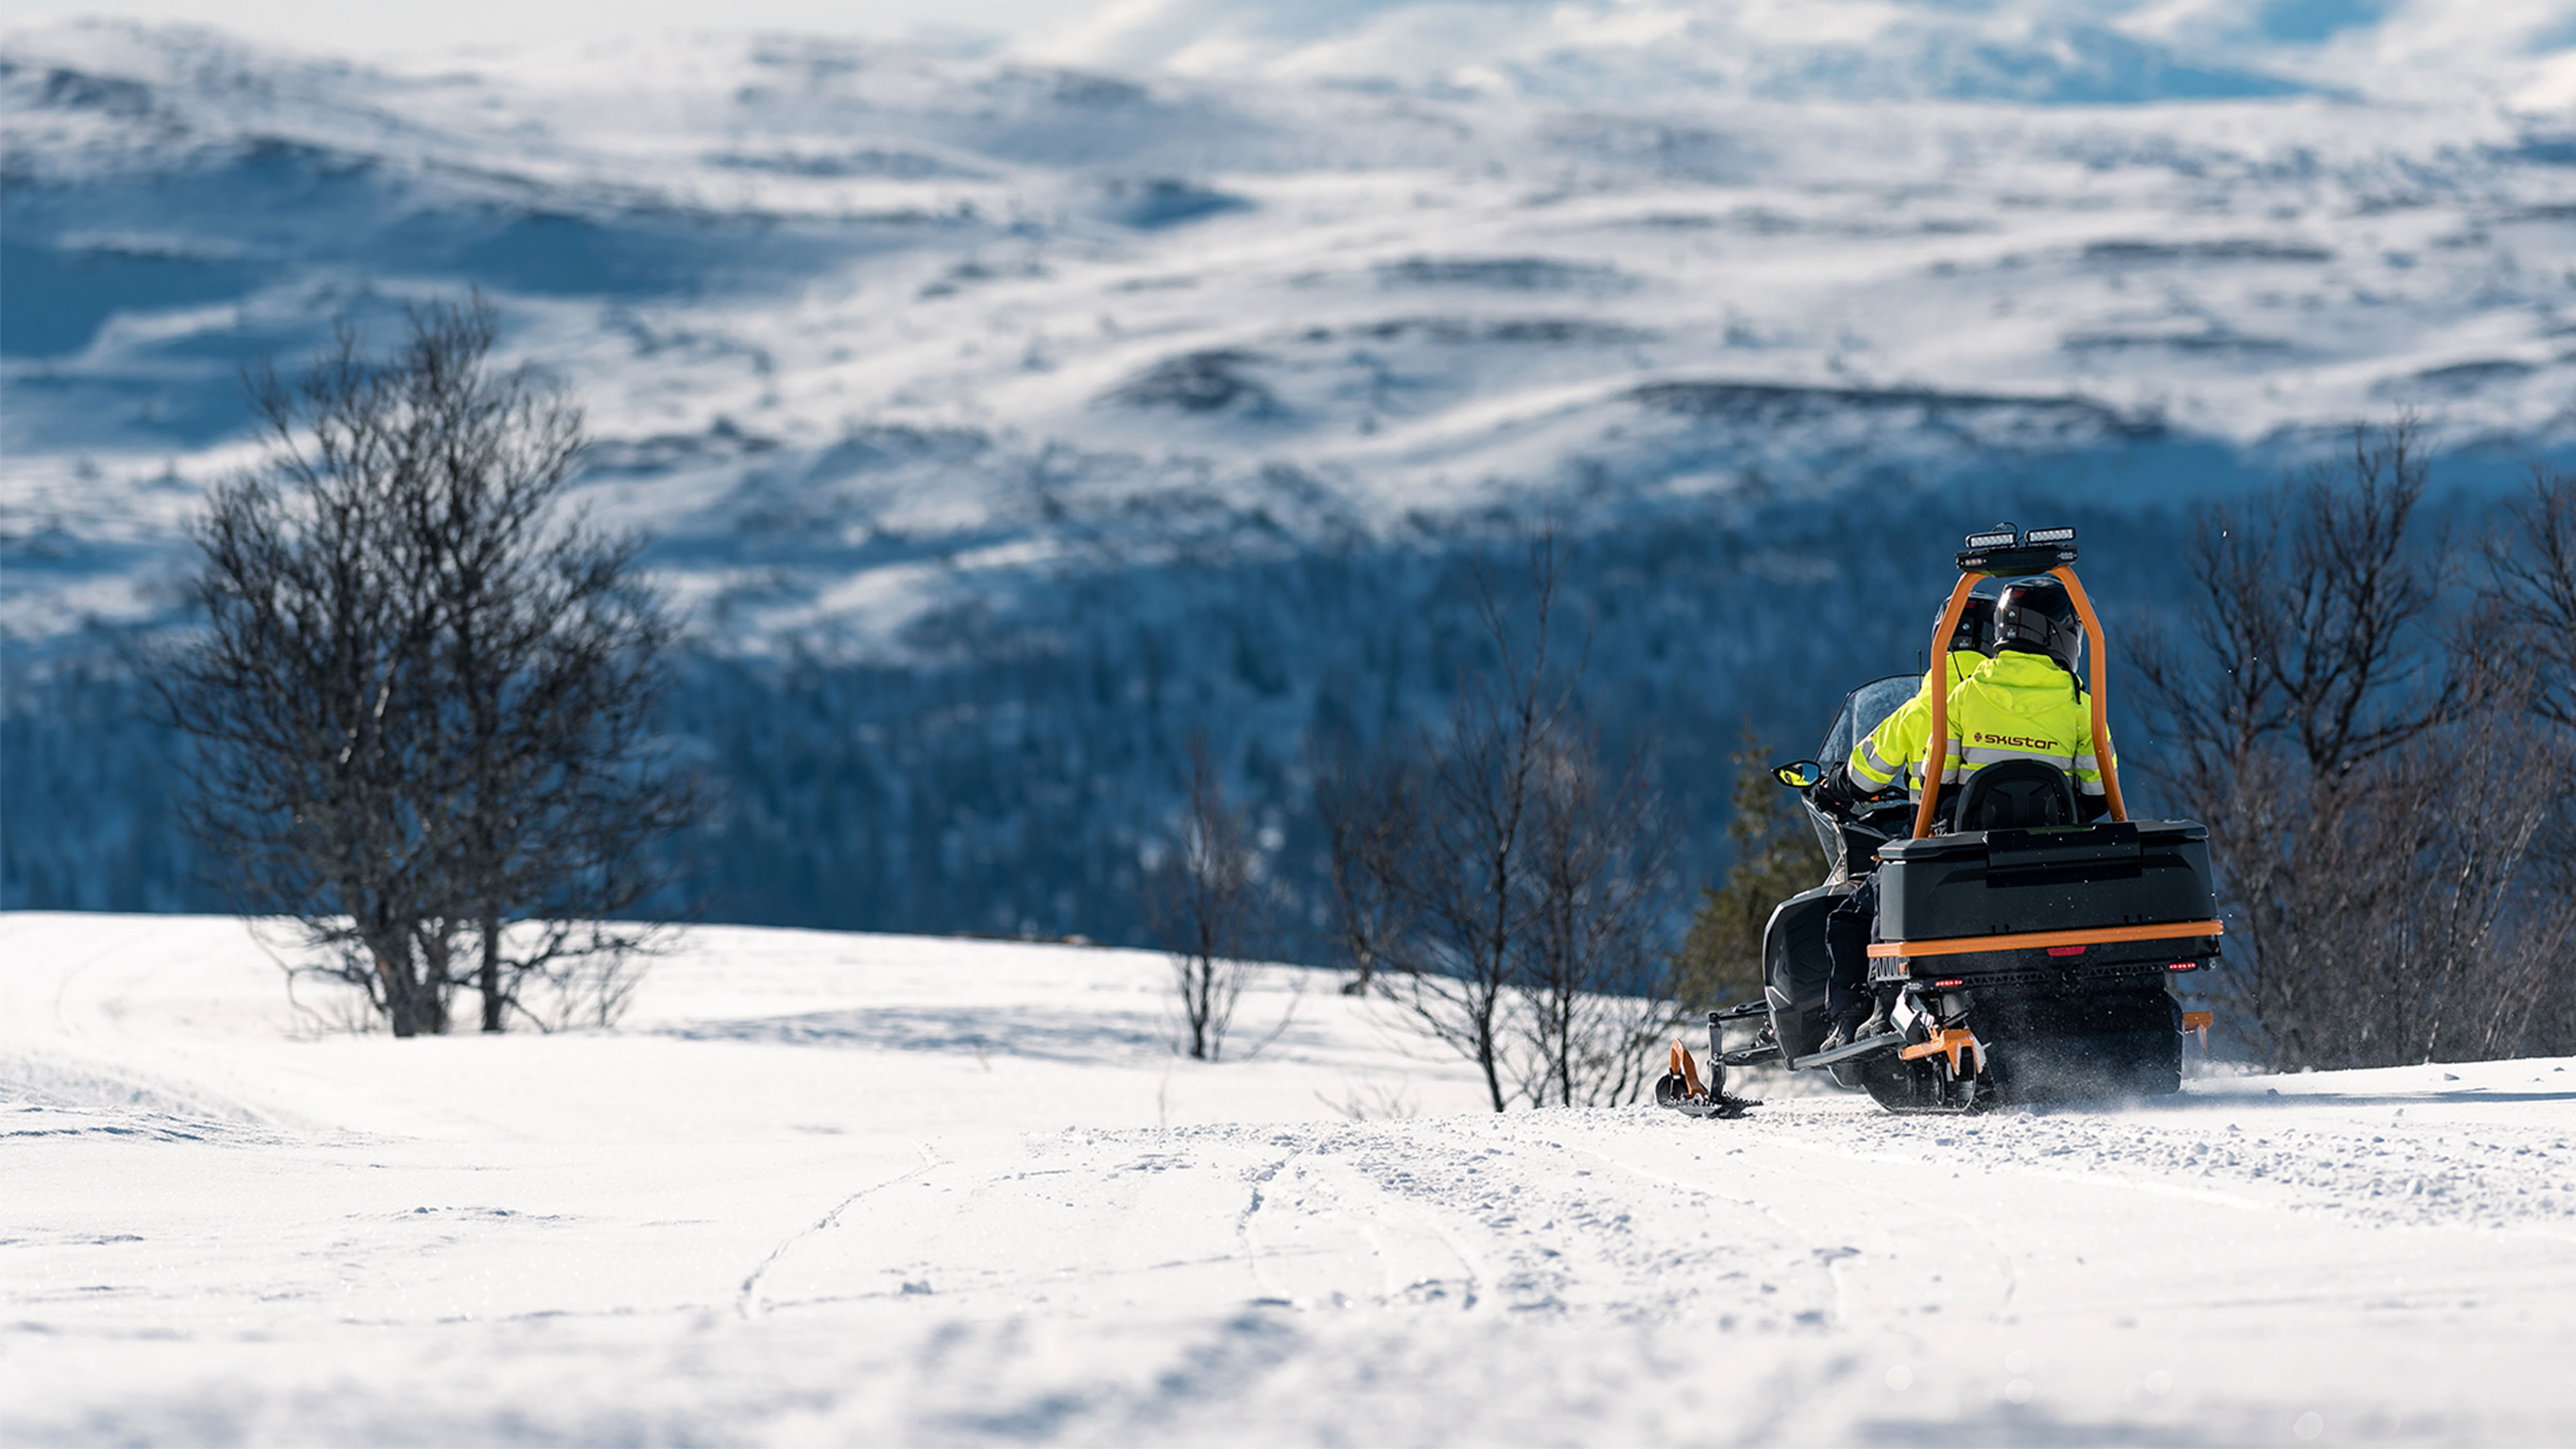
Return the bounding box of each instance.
[1772,760,1824,790]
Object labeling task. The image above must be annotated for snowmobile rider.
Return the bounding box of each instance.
[1936,576,2114,821]
[1808,591,1997,1051]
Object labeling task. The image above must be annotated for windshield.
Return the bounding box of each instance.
[1818,674,1921,771]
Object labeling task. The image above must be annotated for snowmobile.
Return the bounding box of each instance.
[1655,524,2220,1117]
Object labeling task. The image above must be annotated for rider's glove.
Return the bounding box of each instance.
[1810,764,1860,811]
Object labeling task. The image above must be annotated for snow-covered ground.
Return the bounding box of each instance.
[7,912,2575,1445]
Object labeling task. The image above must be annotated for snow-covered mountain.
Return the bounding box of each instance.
[5,3,2574,930]
[1017,0,2576,108]
[9,4,2575,650]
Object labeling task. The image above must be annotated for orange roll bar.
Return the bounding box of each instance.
[1908,558,2129,839]
[2049,565,2127,824]
[1910,574,1982,840]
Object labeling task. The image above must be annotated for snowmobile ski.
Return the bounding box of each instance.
[1652,1033,1759,1118]
[1789,1031,1905,1072]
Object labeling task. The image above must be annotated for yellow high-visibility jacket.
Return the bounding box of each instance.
[1938,650,2110,799]
[1846,650,1985,797]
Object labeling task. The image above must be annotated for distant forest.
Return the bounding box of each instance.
[7,487,2202,953]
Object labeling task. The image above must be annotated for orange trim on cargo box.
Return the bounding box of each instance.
[1867,919,2225,959]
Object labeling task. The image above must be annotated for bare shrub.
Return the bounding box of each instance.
[1316,532,1678,1111]
[2136,422,2575,1068]
[2229,707,2572,1068]
[2482,463,2576,729]
[2477,463,2576,1053]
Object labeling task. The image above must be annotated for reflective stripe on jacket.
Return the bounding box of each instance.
[1938,650,2110,797]
[1847,650,1985,797]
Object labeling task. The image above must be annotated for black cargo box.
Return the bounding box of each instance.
[1875,820,2215,943]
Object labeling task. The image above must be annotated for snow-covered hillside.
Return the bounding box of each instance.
[7,6,2576,650]
[7,911,2576,1445]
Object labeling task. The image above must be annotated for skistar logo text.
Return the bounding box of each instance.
[1973,731,2059,751]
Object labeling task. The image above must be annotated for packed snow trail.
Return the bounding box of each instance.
[6,914,2576,1445]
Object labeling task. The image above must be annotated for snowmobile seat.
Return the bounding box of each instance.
[1950,758,2077,832]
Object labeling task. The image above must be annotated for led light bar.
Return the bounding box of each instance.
[1955,520,2078,574]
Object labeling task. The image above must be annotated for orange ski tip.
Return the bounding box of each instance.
[2180,1010,2214,1056]
[1671,1041,1708,1099]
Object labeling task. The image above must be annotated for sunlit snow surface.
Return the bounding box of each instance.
[6,912,2576,1445]
[6,7,2576,651]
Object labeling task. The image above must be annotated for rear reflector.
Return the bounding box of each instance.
[2167,961,2198,973]
[1934,978,1965,988]
[2046,945,2087,957]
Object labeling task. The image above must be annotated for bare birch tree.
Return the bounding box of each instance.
[1514,722,1674,1109]
[159,297,696,1036]
[1378,540,1576,1111]
[1311,740,1419,997]
[1147,736,1263,1061]
[162,320,462,1035]
[398,299,696,1032]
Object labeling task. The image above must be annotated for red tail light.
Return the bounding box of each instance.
[2046,945,2087,957]
[1934,978,1965,988]
[2167,961,2198,973]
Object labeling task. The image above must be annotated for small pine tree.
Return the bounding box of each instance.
[1671,727,1824,1011]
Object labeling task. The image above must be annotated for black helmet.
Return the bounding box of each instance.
[1990,577,2082,671]
[1941,592,1998,656]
